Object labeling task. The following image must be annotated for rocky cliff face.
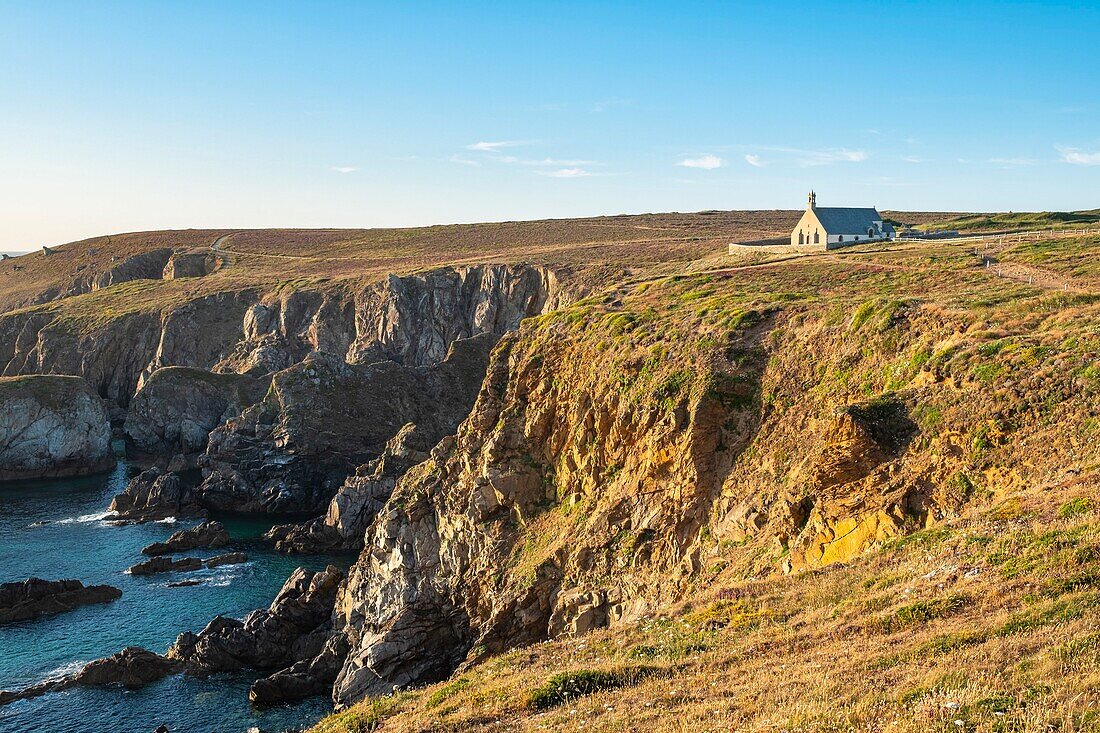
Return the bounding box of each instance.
[0,264,572,410]
[195,334,496,514]
[331,307,766,702]
[0,375,115,481]
[125,367,268,456]
[328,267,1100,708]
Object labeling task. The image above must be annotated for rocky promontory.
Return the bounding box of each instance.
[0,647,181,705]
[0,375,115,481]
[0,578,122,623]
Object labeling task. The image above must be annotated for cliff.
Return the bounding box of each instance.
[0,375,115,481]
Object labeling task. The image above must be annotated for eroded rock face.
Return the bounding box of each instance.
[331,322,763,704]
[167,566,344,676]
[163,251,218,280]
[265,423,432,553]
[125,367,268,456]
[141,521,229,556]
[195,334,495,515]
[0,578,122,623]
[0,375,115,481]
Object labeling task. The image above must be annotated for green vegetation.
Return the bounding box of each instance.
[527,666,663,710]
[919,210,1100,233]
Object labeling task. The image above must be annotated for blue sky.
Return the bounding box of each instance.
[1,1,1098,249]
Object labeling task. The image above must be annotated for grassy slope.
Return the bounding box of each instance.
[316,234,1100,733]
[917,211,1100,233]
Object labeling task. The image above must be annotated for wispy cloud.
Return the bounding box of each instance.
[988,157,1036,166]
[499,156,595,167]
[1058,146,1100,166]
[538,168,593,178]
[902,155,923,164]
[448,155,481,167]
[794,148,867,166]
[678,154,723,170]
[744,154,765,168]
[330,166,357,174]
[740,146,868,167]
[466,141,526,152]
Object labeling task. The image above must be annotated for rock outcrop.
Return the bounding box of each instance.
[168,566,344,679]
[109,467,206,521]
[93,249,174,290]
[125,367,268,456]
[265,423,433,553]
[248,632,350,706]
[0,647,180,705]
[162,251,218,280]
[129,556,204,576]
[0,578,122,623]
[0,375,115,481]
[141,520,229,556]
[195,334,495,515]
[205,552,248,568]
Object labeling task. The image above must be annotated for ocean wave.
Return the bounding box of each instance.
[156,516,178,524]
[55,511,116,525]
[42,659,89,681]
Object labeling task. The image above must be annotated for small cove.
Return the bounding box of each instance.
[0,458,350,733]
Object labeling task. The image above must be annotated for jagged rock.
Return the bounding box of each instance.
[167,579,205,588]
[167,566,344,676]
[141,520,229,556]
[162,251,217,280]
[196,334,494,515]
[266,422,433,553]
[248,632,350,706]
[0,578,122,623]
[109,467,206,521]
[0,375,115,481]
[205,552,248,568]
[124,367,268,456]
[129,556,204,576]
[0,647,180,705]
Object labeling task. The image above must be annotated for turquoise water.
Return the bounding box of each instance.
[0,459,351,733]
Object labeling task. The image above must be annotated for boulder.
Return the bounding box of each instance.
[129,556,204,576]
[124,367,268,456]
[168,566,344,676]
[109,467,206,521]
[0,375,115,481]
[0,578,122,623]
[0,647,180,705]
[141,520,229,556]
[205,552,248,568]
[162,251,216,280]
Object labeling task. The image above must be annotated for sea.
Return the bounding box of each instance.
[0,456,350,733]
